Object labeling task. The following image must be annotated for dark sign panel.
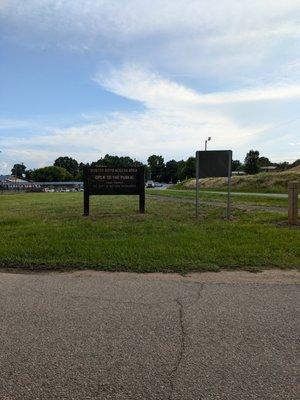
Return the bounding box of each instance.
[196,150,232,178]
[83,166,145,215]
[85,166,142,195]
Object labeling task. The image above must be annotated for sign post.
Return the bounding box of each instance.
[196,151,200,218]
[288,181,298,225]
[83,166,145,216]
[226,154,232,219]
[195,150,232,219]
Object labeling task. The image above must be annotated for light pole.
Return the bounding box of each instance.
[205,137,211,151]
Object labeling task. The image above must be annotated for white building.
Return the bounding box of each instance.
[0,175,34,190]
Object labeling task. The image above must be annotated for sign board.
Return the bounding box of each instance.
[196,150,232,178]
[83,166,145,215]
[195,150,232,219]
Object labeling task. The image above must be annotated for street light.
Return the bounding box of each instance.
[205,137,211,151]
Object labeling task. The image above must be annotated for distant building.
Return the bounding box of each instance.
[232,171,246,176]
[0,175,34,190]
[0,176,83,191]
[260,166,277,173]
[33,182,83,191]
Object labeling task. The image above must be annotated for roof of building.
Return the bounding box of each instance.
[33,181,83,185]
[0,175,29,183]
[260,166,277,170]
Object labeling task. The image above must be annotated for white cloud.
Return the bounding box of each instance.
[2,1,299,41]
[96,64,300,108]
[1,0,299,80]
[1,65,299,173]
[94,64,200,108]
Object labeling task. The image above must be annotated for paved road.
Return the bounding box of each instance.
[198,190,290,198]
[155,189,300,199]
[0,270,298,400]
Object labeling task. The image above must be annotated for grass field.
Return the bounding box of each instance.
[0,192,299,272]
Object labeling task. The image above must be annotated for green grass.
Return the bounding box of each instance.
[0,192,299,272]
[147,189,290,208]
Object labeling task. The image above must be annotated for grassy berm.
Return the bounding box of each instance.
[177,170,300,193]
[0,192,299,272]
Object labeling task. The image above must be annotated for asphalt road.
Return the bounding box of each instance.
[156,188,294,198]
[196,190,290,198]
[0,270,298,400]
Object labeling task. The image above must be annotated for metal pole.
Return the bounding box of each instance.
[83,166,89,216]
[288,181,298,225]
[196,151,200,218]
[205,140,207,151]
[226,151,232,219]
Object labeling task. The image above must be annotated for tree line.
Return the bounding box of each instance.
[10,151,300,183]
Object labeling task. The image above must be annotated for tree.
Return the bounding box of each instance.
[258,156,271,167]
[232,160,242,171]
[147,155,165,181]
[165,160,178,183]
[244,150,260,174]
[75,162,86,180]
[94,154,132,167]
[31,166,73,182]
[91,154,143,169]
[182,157,196,179]
[176,160,186,181]
[276,161,290,171]
[11,163,26,178]
[25,169,33,180]
[54,156,79,177]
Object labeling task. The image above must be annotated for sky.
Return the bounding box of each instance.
[0,0,300,174]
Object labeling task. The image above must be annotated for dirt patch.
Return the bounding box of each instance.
[276,220,300,229]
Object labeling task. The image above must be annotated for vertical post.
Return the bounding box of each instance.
[84,191,89,216]
[139,167,145,213]
[196,151,200,218]
[83,166,90,216]
[288,181,298,225]
[226,151,232,220]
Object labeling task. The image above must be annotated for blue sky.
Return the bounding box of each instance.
[0,0,300,173]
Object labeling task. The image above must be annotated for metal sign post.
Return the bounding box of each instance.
[196,151,200,218]
[195,150,232,219]
[226,151,232,220]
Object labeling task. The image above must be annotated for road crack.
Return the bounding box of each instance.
[168,284,203,400]
[168,298,186,400]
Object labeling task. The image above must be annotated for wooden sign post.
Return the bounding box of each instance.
[288,181,299,225]
[83,166,145,216]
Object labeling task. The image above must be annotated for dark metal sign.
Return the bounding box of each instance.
[196,150,232,178]
[195,150,232,219]
[83,166,145,215]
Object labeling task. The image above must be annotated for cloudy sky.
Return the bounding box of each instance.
[0,0,300,173]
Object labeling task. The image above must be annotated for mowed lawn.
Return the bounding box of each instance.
[0,192,299,271]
